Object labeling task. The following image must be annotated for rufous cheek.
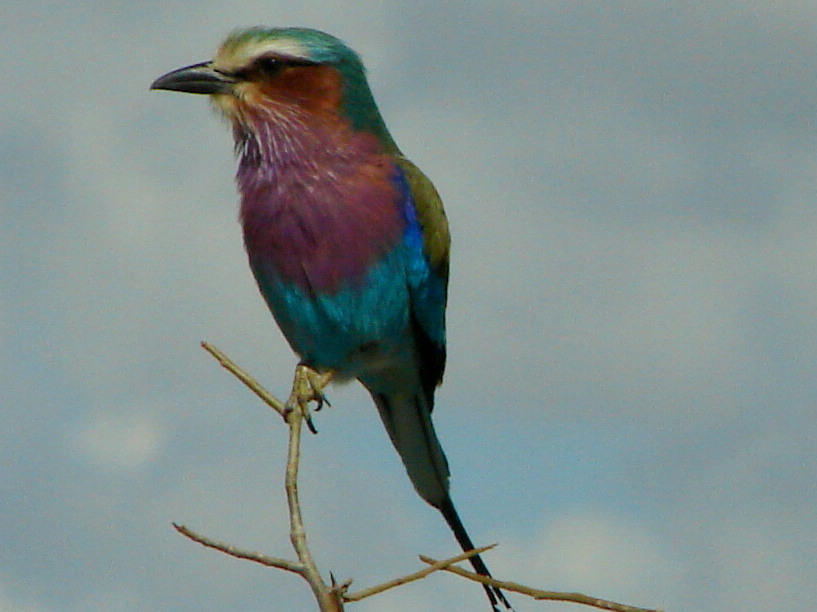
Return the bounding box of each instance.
[243,66,343,114]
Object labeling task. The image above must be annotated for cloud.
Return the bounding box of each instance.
[67,409,167,470]
[501,512,674,610]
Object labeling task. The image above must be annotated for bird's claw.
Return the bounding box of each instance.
[284,365,333,433]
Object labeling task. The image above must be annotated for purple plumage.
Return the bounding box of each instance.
[236,106,404,294]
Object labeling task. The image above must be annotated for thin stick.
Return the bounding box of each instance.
[284,408,341,610]
[419,556,663,612]
[201,341,286,415]
[196,343,343,611]
[173,522,303,574]
[344,544,497,602]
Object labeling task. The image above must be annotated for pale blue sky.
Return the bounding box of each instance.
[2,3,816,611]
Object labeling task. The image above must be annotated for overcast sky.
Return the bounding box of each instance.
[3,2,816,611]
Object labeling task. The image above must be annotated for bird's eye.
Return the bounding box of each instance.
[256,57,282,77]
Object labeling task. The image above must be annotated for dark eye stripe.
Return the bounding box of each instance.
[226,56,320,80]
[254,55,319,69]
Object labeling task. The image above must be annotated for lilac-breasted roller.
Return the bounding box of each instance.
[152,27,510,611]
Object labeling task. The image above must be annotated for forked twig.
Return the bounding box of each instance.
[343,544,497,602]
[192,342,341,611]
[173,342,663,612]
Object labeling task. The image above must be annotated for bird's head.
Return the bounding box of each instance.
[151,27,396,151]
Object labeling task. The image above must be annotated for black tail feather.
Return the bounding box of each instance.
[438,496,513,611]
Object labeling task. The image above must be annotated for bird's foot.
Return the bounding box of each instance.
[284,365,333,434]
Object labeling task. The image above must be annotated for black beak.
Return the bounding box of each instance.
[150,61,235,95]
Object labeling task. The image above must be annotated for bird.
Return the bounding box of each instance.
[151,26,510,611]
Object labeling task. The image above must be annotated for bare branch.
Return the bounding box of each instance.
[200,341,286,415]
[420,555,663,612]
[194,343,343,611]
[187,342,663,612]
[283,407,342,610]
[344,544,497,602]
[173,522,303,574]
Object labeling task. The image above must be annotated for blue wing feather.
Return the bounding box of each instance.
[393,167,448,402]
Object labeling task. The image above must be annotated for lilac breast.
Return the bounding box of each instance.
[237,118,404,295]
